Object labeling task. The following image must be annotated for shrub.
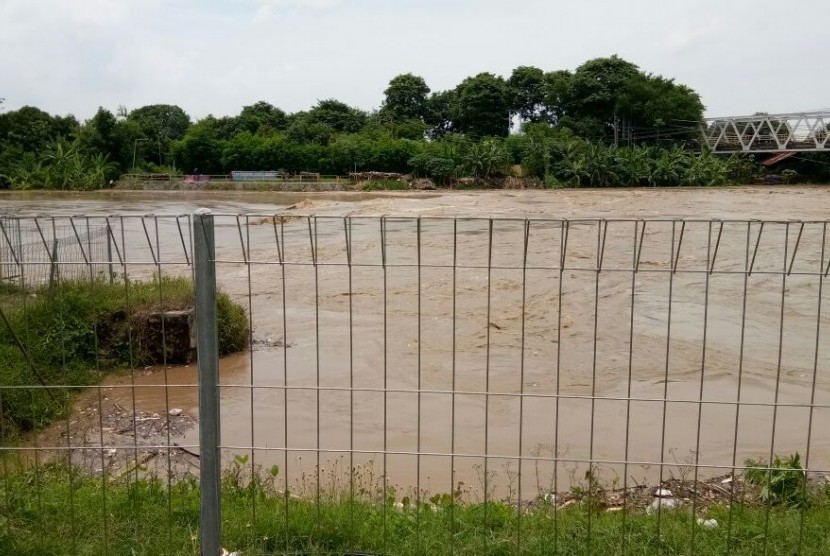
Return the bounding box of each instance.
[745,453,809,508]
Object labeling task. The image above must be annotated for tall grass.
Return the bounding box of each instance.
[0,461,828,555]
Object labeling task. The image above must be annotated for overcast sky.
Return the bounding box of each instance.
[2,0,828,122]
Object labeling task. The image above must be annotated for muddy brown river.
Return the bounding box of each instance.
[5,186,830,501]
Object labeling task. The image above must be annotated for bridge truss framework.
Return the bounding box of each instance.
[702,111,830,153]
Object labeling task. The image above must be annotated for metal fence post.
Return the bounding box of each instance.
[194,209,222,556]
[15,218,24,290]
[106,223,114,284]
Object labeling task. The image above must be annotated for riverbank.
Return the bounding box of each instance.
[1,459,828,555]
[0,278,248,438]
[116,177,351,192]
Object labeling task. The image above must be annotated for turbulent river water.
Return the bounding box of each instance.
[5,186,830,499]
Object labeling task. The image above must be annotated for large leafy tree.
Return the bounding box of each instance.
[305,99,367,134]
[286,113,338,145]
[425,89,458,138]
[543,70,572,124]
[380,73,431,122]
[128,104,191,141]
[549,56,704,144]
[286,100,368,146]
[0,106,78,153]
[557,56,640,139]
[127,104,191,165]
[454,73,511,138]
[169,119,225,175]
[508,66,547,123]
[0,106,79,184]
[616,73,704,144]
[77,107,121,168]
[237,101,288,135]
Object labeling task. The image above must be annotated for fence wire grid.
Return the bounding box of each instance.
[0,215,113,287]
[1,213,829,555]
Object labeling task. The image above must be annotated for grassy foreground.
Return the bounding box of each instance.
[0,463,829,555]
[0,277,248,436]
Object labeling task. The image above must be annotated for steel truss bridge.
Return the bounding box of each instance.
[702,111,830,153]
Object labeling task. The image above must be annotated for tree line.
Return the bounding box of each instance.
[1,56,826,189]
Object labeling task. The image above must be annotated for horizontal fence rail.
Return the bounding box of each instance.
[1,214,829,554]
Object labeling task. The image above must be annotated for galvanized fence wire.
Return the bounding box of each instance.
[1,213,830,554]
[203,215,830,554]
[0,217,116,288]
[0,215,197,555]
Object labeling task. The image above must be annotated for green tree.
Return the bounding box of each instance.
[380,73,431,122]
[286,100,367,146]
[0,106,78,154]
[425,90,458,138]
[111,118,146,171]
[77,107,122,171]
[306,99,367,134]
[127,104,191,166]
[563,56,639,139]
[326,133,374,174]
[221,132,267,170]
[548,56,704,146]
[617,73,704,145]
[543,70,573,125]
[454,73,511,138]
[169,120,225,175]
[508,66,547,123]
[408,153,457,185]
[237,101,288,135]
[285,113,337,145]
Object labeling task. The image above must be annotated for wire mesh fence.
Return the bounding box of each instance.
[0,214,115,289]
[1,213,829,554]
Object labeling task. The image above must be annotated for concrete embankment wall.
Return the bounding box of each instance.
[116,179,351,192]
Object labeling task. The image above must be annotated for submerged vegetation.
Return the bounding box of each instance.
[3,56,826,190]
[0,277,248,436]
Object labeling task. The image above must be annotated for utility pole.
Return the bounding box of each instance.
[132,138,148,171]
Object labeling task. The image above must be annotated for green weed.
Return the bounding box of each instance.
[1,462,829,555]
[745,453,809,508]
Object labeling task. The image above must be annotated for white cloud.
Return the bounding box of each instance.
[1,0,829,120]
[254,0,341,20]
[258,0,340,7]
